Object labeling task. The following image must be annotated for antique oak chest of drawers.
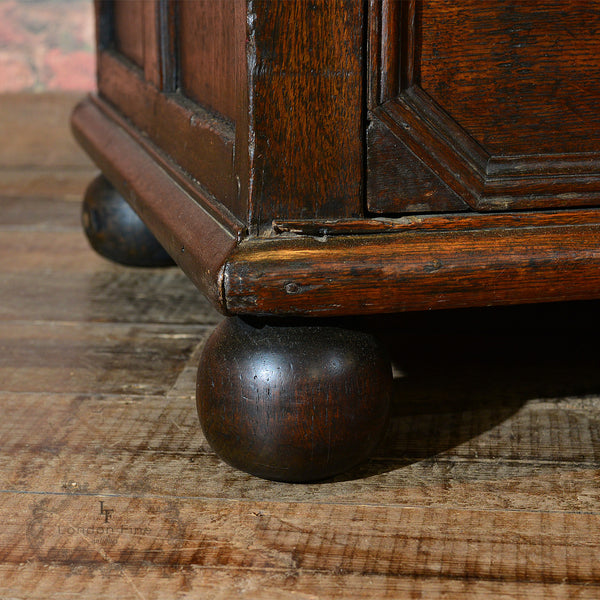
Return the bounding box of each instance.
[73,0,600,481]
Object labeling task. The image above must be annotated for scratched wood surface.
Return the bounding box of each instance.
[2,94,600,598]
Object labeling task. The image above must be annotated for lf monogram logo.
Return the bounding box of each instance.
[99,501,115,523]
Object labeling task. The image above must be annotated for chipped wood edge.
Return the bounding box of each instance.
[222,224,600,316]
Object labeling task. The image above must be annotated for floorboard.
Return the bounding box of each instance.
[1,93,600,599]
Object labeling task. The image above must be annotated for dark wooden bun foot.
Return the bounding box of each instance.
[196,317,392,482]
[82,174,174,267]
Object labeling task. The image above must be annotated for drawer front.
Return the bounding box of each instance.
[367,0,600,215]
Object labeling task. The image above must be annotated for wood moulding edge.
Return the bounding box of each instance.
[71,94,239,313]
[223,223,600,316]
[70,96,600,319]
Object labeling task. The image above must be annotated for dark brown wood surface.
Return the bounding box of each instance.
[198,317,392,482]
[246,0,364,227]
[73,89,600,318]
[95,0,242,216]
[3,93,600,597]
[97,51,239,211]
[178,0,244,123]
[71,96,240,311]
[98,0,369,227]
[419,0,600,156]
[97,0,600,224]
[224,219,600,316]
[367,0,600,214]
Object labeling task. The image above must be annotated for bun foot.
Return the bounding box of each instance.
[197,317,392,482]
[82,174,174,267]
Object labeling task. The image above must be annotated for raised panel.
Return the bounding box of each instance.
[419,0,600,156]
[96,0,244,220]
[367,0,600,215]
[113,0,145,68]
[178,0,243,123]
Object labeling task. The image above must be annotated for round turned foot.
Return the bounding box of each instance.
[197,317,392,482]
[82,174,174,267]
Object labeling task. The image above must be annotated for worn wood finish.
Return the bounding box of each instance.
[366,115,471,214]
[1,566,599,600]
[370,88,600,212]
[71,91,600,317]
[73,2,600,483]
[75,0,600,318]
[197,317,392,482]
[273,208,600,236]
[224,221,600,316]
[247,0,364,226]
[4,118,600,595]
[96,0,368,227]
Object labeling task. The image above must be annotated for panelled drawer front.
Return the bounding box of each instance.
[367,0,600,215]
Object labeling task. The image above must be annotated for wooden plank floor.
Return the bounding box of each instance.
[2,93,600,599]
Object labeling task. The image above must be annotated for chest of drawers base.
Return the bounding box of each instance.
[72,0,600,481]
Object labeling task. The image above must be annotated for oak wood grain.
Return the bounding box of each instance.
[367,0,600,214]
[247,0,364,226]
[370,89,600,212]
[419,0,600,156]
[273,207,600,236]
[0,564,597,600]
[224,223,600,316]
[72,93,600,318]
[178,0,244,123]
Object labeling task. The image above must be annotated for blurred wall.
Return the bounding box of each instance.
[0,0,95,92]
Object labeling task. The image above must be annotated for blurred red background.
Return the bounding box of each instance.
[0,0,95,92]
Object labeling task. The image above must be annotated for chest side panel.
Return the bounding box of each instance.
[95,0,247,222]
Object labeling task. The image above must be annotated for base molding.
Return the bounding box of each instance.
[71,95,239,312]
[224,224,600,316]
[72,95,600,318]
